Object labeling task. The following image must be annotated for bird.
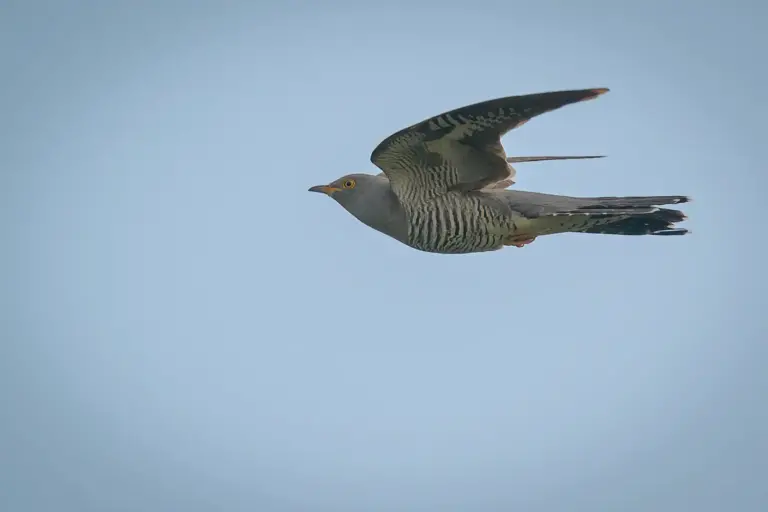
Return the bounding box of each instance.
[309,88,690,254]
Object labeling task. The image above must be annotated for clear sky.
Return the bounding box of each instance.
[2,1,766,511]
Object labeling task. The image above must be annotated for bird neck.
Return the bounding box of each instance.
[353,186,408,244]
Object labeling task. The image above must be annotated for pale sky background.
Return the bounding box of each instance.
[1,1,766,511]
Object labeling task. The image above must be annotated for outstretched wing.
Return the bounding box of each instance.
[370,88,608,202]
[483,155,606,190]
[379,155,606,189]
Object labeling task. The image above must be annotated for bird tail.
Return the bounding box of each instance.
[566,206,689,236]
[505,193,691,238]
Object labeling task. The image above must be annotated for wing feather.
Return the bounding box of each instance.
[370,88,608,201]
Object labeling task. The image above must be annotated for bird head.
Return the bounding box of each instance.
[308,173,387,211]
[308,173,408,243]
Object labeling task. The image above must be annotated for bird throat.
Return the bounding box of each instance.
[353,187,408,244]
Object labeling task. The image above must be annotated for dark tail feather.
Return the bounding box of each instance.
[503,190,691,238]
[579,207,689,236]
[583,195,690,208]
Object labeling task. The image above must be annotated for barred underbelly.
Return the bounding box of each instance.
[405,195,508,254]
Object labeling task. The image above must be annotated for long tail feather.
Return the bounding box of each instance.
[540,207,689,236]
[501,190,691,238]
[584,195,690,207]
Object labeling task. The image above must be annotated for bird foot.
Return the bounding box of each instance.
[511,237,536,248]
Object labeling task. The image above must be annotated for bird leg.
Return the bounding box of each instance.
[504,236,537,248]
[511,238,536,248]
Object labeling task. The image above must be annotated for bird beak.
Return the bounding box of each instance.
[308,184,341,195]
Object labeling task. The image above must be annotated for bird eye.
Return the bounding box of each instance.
[342,179,356,189]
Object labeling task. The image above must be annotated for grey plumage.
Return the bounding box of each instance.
[309,88,690,254]
[369,88,609,199]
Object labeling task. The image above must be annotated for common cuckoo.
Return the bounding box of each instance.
[309,88,689,254]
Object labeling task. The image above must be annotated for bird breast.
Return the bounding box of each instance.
[403,193,512,254]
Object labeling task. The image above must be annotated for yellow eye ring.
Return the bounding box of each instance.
[342,179,356,189]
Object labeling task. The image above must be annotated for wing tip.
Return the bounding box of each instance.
[653,228,690,236]
[505,155,606,163]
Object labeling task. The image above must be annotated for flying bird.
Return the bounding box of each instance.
[309,88,690,254]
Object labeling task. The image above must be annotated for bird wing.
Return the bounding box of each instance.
[376,154,606,190]
[483,155,606,190]
[370,88,608,201]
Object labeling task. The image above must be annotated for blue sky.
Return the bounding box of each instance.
[2,1,766,511]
